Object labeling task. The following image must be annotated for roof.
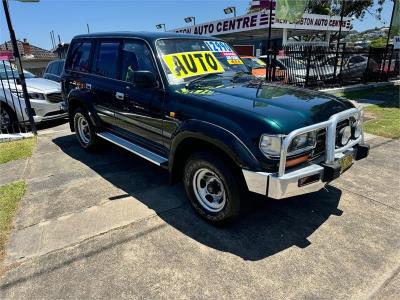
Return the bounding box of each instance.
[0,40,57,61]
[73,31,221,42]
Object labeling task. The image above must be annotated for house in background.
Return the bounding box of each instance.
[53,42,70,59]
[0,38,57,76]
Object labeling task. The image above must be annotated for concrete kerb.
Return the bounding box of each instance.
[319,79,400,94]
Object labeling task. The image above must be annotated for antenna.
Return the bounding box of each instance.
[58,34,61,44]
[87,24,90,33]
[50,32,54,48]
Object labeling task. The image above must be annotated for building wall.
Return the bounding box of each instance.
[229,38,283,56]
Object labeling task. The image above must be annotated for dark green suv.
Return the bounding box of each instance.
[61,32,369,224]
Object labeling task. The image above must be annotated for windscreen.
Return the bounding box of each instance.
[156,39,248,85]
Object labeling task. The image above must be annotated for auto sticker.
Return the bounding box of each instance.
[163,51,224,79]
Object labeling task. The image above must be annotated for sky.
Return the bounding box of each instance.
[0,0,395,50]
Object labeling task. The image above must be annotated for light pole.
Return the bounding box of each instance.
[224,6,236,17]
[2,0,38,134]
[156,24,166,32]
[184,16,196,26]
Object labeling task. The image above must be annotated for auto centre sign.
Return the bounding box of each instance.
[172,11,352,36]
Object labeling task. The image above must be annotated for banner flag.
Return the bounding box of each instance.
[276,0,308,23]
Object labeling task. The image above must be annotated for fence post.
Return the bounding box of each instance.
[2,0,37,135]
[304,46,312,88]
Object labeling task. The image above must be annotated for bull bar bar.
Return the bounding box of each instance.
[242,107,365,199]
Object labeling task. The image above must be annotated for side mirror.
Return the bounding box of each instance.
[132,70,158,89]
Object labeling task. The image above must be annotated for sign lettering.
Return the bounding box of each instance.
[163,51,224,79]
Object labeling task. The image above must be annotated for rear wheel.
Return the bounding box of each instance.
[73,108,99,151]
[0,104,17,133]
[183,152,241,225]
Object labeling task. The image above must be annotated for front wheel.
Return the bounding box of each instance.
[73,108,99,151]
[183,152,241,225]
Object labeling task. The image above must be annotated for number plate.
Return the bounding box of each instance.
[339,153,353,173]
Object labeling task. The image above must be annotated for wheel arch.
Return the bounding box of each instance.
[169,121,260,185]
[67,91,101,132]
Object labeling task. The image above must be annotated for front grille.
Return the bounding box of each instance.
[313,119,350,159]
[46,93,63,103]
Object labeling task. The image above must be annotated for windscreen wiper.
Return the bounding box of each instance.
[186,72,223,89]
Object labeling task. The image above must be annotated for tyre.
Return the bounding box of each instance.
[73,107,99,151]
[0,103,17,133]
[183,152,241,225]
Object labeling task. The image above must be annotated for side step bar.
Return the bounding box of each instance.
[96,132,168,166]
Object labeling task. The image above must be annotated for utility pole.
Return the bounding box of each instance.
[2,0,37,134]
[87,24,90,33]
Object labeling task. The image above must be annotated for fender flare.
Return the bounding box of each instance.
[169,119,261,175]
[67,89,102,130]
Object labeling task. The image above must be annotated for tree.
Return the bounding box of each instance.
[370,37,387,47]
[306,0,387,20]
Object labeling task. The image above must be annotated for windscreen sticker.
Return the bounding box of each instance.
[162,51,224,79]
[205,41,233,53]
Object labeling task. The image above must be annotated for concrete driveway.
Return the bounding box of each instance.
[0,123,399,299]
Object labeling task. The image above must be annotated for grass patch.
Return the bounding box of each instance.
[363,105,400,139]
[0,181,26,262]
[335,85,399,139]
[0,137,36,164]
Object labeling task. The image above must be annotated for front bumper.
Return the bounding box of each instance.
[242,108,370,199]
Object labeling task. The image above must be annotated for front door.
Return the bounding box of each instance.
[112,39,166,155]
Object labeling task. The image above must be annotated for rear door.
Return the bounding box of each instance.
[87,39,125,127]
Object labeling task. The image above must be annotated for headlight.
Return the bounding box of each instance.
[287,131,316,155]
[260,131,316,158]
[28,92,46,100]
[339,126,352,146]
[260,135,284,157]
[352,119,362,139]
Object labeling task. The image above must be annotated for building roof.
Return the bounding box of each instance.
[0,40,57,61]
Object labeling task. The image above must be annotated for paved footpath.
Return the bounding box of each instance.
[0,123,399,299]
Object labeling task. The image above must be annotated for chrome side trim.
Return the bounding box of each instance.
[96,131,168,166]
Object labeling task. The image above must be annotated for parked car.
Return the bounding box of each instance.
[0,62,67,131]
[43,59,65,83]
[322,55,378,80]
[241,55,286,79]
[62,32,369,224]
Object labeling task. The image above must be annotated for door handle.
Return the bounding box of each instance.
[115,92,124,100]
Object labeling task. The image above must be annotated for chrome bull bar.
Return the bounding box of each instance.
[278,107,364,177]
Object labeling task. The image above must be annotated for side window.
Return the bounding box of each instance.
[93,42,120,79]
[67,42,92,73]
[121,40,157,83]
[55,61,63,76]
[349,56,364,65]
[45,62,54,74]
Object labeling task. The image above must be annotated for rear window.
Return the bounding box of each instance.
[66,41,92,73]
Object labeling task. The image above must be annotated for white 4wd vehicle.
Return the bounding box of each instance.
[0,62,67,131]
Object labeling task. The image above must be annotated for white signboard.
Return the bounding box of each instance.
[394,36,400,49]
[172,11,351,36]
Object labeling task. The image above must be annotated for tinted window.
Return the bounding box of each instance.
[121,41,156,83]
[55,61,63,76]
[46,62,55,74]
[93,42,119,79]
[67,42,92,73]
[349,56,365,64]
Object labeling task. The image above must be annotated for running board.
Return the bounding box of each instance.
[96,132,168,166]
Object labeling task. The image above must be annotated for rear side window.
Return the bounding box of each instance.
[45,62,54,74]
[93,42,120,79]
[66,42,92,73]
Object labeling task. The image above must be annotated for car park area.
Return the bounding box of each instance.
[0,121,399,299]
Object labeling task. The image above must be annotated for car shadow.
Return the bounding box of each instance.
[53,134,343,261]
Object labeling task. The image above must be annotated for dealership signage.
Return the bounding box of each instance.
[173,11,351,36]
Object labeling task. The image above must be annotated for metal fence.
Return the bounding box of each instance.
[261,45,400,89]
[0,58,35,140]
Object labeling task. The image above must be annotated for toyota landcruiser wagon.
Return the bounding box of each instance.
[61,32,369,224]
